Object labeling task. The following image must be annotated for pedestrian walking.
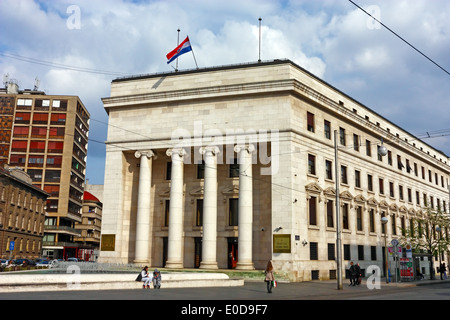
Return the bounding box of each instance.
[348,261,356,286]
[355,263,361,285]
[264,260,275,293]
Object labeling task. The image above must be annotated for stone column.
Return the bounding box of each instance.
[199,146,220,269]
[165,148,186,269]
[234,144,255,270]
[134,150,156,264]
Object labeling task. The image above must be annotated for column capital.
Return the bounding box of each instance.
[135,150,156,159]
[166,147,187,158]
[234,144,255,154]
[199,146,221,156]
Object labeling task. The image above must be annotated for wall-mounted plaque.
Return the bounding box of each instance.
[273,234,291,253]
[101,234,116,251]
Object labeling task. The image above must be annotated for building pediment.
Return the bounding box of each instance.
[323,187,336,197]
[339,190,353,201]
[389,203,399,211]
[354,194,366,203]
[305,182,323,194]
[379,200,389,208]
[367,197,378,207]
[189,186,204,197]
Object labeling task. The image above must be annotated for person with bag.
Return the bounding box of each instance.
[136,266,152,289]
[264,260,275,293]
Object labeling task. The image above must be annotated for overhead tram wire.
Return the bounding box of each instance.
[0,51,131,77]
[348,0,450,77]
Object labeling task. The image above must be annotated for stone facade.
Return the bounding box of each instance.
[100,60,450,281]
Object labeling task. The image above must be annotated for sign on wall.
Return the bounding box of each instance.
[273,234,291,253]
[101,234,116,251]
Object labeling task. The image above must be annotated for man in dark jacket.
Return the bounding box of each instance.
[348,262,356,286]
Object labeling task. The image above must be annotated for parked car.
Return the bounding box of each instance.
[36,260,51,268]
[67,257,78,262]
[14,259,36,266]
[0,259,8,266]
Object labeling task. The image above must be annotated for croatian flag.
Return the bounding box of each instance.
[166,36,192,64]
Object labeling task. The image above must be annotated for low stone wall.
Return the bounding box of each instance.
[0,272,244,292]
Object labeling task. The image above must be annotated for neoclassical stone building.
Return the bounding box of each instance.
[99,59,450,281]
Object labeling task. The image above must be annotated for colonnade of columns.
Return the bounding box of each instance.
[133,145,255,270]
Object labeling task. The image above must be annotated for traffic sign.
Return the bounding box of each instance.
[9,241,15,251]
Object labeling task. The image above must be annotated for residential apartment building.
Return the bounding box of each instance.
[0,166,48,260]
[0,80,90,260]
[74,191,102,261]
[99,59,450,281]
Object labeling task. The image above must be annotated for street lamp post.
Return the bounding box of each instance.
[436,226,442,280]
[381,216,389,283]
[334,130,342,290]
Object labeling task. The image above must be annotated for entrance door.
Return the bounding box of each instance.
[227,237,238,269]
[194,237,202,268]
[162,237,168,267]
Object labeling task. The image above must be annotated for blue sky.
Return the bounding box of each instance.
[1,0,449,185]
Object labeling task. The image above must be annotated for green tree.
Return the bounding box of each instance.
[400,204,450,279]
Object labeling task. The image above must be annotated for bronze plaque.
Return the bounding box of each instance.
[101,234,116,251]
[273,234,291,253]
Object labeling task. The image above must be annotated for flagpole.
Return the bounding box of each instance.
[176,28,180,72]
[258,17,262,63]
[189,36,199,70]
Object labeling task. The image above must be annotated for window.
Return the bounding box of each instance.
[399,185,404,201]
[392,214,397,235]
[15,112,31,124]
[369,209,375,232]
[164,200,170,227]
[339,128,346,145]
[229,158,239,178]
[342,203,349,229]
[50,113,66,125]
[310,242,318,260]
[32,113,48,124]
[368,174,373,192]
[344,244,351,260]
[309,196,317,225]
[366,140,371,156]
[17,98,32,106]
[324,120,331,139]
[358,245,364,260]
[379,178,384,195]
[341,165,348,184]
[29,141,45,153]
[13,126,29,137]
[47,141,64,153]
[356,206,363,231]
[371,246,377,261]
[325,160,333,180]
[328,243,335,260]
[229,198,239,226]
[307,112,314,132]
[196,199,203,226]
[397,155,404,170]
[308,154,316,175]
[355,170,361,188]
[11,140,27,152]
[388,151,392,165]
[389,182,394,197]
[326,200,334,228]
[353,134,359,151]
[166,162,172,180]
[197,161,205,179]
